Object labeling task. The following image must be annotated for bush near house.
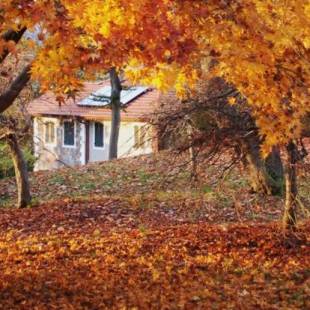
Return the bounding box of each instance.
[0,142,35,179]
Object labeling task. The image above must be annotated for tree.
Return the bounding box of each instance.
[1,0,309,229]
[92,69,122,160]
[154,78,284,195]
[0,26,33,208]
[0,116,31,208]
[109,68,122,160]
[0,27,31,113]
[125,1,310,230]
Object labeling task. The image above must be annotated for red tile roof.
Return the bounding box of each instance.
[27,81,161,122]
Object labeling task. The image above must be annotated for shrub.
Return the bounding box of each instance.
[0,142,35,179]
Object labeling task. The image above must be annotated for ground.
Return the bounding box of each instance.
[0,152,309,309]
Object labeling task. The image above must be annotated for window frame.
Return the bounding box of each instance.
[133,125,148,150]
[63,120,76,148]
[44,121,56,145]
[93,121,105,149]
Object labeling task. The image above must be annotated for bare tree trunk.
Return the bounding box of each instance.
[6,133,31,208]
[186,120,198,181]
[242,135,284,196]
[109,68,122,160]
[265,147,284,190]
[283,141,298,230]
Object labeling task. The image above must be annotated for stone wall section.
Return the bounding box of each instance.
[33,117,83,171]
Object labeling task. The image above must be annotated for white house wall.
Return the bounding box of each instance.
[89,121,153,162]
[33,117,61,171]
[117,122,153,158]
[33,117,153,171]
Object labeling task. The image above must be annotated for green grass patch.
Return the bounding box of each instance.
[81,182,97,191]
[48,175,66,186]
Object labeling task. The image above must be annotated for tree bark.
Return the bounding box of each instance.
[109,68,122,160]
[0,27,27,64]
[242,135,284,196]
[186,120,198,181]
[265,147,284,194]
[283,141,298,230]
[5,133,31,208]
[0,64,31,113]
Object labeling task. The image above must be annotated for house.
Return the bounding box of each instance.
[27,80,160,171]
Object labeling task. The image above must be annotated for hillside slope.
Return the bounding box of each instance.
[1,151,309,222]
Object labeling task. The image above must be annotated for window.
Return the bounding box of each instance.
[45,122,55,144]
[94,122,104,148]
[63,121,75,146]
[134,125,147,149]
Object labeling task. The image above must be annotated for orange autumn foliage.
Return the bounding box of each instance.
[0,0,309,153]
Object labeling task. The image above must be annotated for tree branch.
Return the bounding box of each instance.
[0,27,27,64]
[0,130,14,140]
[0,64,31,113]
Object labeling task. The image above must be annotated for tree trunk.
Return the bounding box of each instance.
[186,121,198,181]
[265,147,284,195]
[242,135,284,196]
[109,68,122,160]
[6,133,31,208]
[265,147,283,181]
[245,151,272,195]
[283,141,298,230]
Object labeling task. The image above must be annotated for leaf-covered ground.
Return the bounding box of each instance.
[0,204,309,309]
[1,151,309,222]
[0,152,309,309]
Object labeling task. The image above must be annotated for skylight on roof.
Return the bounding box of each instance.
[78,86,148,107]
